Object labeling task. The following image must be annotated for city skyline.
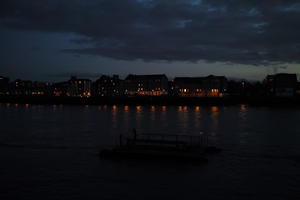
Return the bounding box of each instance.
[1,71,299,83]
[1,73,299,99]
[2,2,300,200]
[1,0,300,81]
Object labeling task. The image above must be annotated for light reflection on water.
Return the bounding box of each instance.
[195,106,201,112]
[101,105,224,137]
[209,106,219,137]
[111,105,118,129]
[0,104,300,200]
[150,105,156,112]
[98,105,221,136]
[194,106,201,129]
[238,104,249,144]
[150,106,156,121]
[1,104,300,150]
[160,106,167,127]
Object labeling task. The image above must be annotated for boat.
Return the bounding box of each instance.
[100,129,221,162]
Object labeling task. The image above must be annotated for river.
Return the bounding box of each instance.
[0,103,300,200]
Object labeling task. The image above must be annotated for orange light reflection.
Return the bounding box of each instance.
[183,106,188,111]
[178,106,183,111]
[240,104,247,111]
[136,106,142,111]
[124,105,129,111]
[211,106,219,112]
[151,106,156,112]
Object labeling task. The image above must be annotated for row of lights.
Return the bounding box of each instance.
[179,88,220,93]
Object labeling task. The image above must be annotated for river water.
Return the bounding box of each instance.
[0,103,300,200]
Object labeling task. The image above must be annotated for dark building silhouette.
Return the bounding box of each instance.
[168,81,176,96]
[10,79,31,96]
[227,80,256,97]
[30,81,52,96]
[69,76,91,97]
[174,75,227,97]
[10,80,34,96]
[174,77,203,97]
[0,76,9,95]
[5,73,300,100]
[296,82,300,96]
[264,73,297,97]
[124,74,168,96]
[52,82,71,97]
[9,79,51,96]
[93,75,123,97]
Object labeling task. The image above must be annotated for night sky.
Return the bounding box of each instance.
[1,0,300,81]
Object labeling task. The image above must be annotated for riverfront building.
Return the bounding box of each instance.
[174,75,227,97]
[93,75,123,97]
[264,73,297,97]
[0,76,9,95]
[69,77,92,97]
[124,74,168,96]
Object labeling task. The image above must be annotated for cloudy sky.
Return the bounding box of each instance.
[1,0,300,81]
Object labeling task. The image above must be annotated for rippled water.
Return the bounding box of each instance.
[0,103,300,200]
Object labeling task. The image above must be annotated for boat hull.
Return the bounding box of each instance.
[100,149,208,163]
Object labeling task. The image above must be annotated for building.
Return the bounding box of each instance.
[168,81,176,96]
[296,82,300,96]
[173,77,204,97]
[9,79,51,96]
[0,76,9,95]
[174,75,227,97]
[52,82,71,97]
[264,73,297,97]
[124,74,168,96]
[93,75,123,97]
[202,75,228,97]
[69,77,92,97]
[30,81,52,96]
[10,79,33,96]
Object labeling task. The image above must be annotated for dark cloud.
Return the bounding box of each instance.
[48,72,104,79]
[1,0,300,65]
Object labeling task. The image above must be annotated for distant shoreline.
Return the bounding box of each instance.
[1,96,300,107]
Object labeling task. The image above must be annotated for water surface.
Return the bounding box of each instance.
[0,104,300,200]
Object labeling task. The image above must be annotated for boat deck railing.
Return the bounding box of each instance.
[121,132,210,148]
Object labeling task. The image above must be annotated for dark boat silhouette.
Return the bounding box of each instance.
[100,129,221,162]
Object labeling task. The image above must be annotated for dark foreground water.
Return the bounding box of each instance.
[0,103,300,200]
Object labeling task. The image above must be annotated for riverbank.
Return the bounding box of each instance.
[1,95,300,106]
